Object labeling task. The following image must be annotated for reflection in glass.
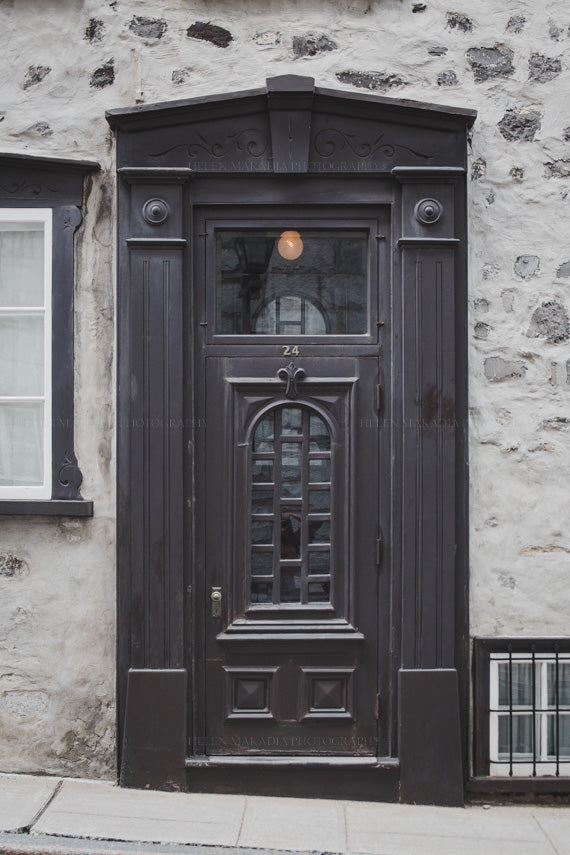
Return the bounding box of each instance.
[548,663,570,706]
[250,405,334,607]
[309,458,331,483]
[498,663,533,706]
[251,489,273,515]
[308,550,330,574]
[309,489,330,513]
[280,567,301,603]
[251,551,273,574]
[251,581,273,603]
[547,715,570,758]
[281,407,302,435]
[252,459,273,483]
[308,580,330,603]
[216,229,368,335]
[309,413,330,451]
[309,519,330,543]
[253,412,274,451]
[281,442,301,498]
[281,508,301,559]
[251,520,273,545]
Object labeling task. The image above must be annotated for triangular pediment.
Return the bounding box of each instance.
[107,75,476,174]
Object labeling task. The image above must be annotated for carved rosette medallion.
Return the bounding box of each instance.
[142,197,169,225]
[415,197,443,225]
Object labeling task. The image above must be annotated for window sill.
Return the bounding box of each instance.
[0,499,94,517]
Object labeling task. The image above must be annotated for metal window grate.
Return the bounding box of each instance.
[488,644,570,777]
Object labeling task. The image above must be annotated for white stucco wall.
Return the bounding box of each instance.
[0,0,569,775]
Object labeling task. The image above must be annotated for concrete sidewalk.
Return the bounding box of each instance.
[0,773,569,855]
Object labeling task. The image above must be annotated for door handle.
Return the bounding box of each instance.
[210,586,222,618]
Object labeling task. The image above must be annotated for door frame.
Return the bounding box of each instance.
[107,75,475,804]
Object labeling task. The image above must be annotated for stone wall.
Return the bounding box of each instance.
[0,0,569,775]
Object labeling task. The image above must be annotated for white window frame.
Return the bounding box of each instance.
[489,651,570,777]
[0,208,52,500]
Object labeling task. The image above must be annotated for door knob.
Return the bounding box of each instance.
[210,586,222,618]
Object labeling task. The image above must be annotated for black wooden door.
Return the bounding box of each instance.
[193,208,386,757]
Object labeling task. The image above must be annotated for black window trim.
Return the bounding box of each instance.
[0,153,99,516]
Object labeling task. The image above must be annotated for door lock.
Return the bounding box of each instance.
[210,586,222,618]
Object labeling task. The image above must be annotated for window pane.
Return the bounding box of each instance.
[281,442,301,498]
[280,567,301,603]
[498,662,533,707]
[251,520,273,545]
[548,663,570,707]
[0,314,44,396]
[309,519,330,543]
[253,412,274,451]
[309,414,330,451]
[309,458,331,483]
[281,508,301,559]
[308,580,330,602]
[251,581,273,604]
[0,227,44,307]
[251,488,273,515]
[216,229,368,335]
[251,551,273,574]
[281,407,302,435]
[308,550,330,574]
[252,460,273,483]
[498,713,534,758]
[0,402,44,486]
[309,489,330,513]
[547,714,570,758]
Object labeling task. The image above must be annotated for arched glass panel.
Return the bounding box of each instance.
[249,406,332,606]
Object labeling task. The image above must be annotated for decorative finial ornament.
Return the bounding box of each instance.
[278,362,306,399]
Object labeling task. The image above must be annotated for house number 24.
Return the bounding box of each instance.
[282,345,300,356]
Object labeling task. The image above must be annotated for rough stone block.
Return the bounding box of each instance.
[528,53,562,82]
[129,16,167,40]
[527,301,570,343]
[187,21,233,48]
[484,356,527,382]
[336,70,408,91]
[467,46,514,82]
[437,70,458,87]
[514,255,540,279]
[498,108,541,142]
[446,12,473,33]
[293,34,337,57]
[23,65,51,90]
[90,61,115,90]
[506,15,526,33]
[85,18,104,44]
[545,159,570,178]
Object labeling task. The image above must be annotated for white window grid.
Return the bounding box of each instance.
[0,209,51,500]
[489,650,570,777]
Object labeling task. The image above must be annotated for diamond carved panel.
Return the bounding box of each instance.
[224,666,279,720]
[301,667,355,720]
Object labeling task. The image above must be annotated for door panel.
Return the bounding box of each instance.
[194,207,385,758]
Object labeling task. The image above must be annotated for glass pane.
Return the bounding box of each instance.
[547,714,570,758]
[498,662,534,707]
[309,458,331,483]
[281,407,302,435]
[251,581,273,604]
[308,550,330,574]
[216,229,368,335]
[498,714,534,758]
[309,519,330,543]
[281,508,301,559]
[0,402,44,486]
[281,442,301,497]
[0,314,44,396]
[251,488,273,515]
[253,412,274,451]
[548,663,570,707]
[280,567,301,603]
[309,489,330,513]
[252,459,273,483]
[0,227,44,307]
[309,414,330,451]
[251,520,273,545]
[251,551,273,574]
[308,580,330,603]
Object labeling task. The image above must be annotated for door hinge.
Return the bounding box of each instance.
[375,383,382,413]
[376,530,382,567]
[375,693,380,720]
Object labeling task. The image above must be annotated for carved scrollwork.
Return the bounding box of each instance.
[415,197,443,225]
[150,128,269,162]
[58,450,83,493]
[0,179,57,196]
[278,362,306,400]
[313,128,432,162]
[142,197,169,225]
